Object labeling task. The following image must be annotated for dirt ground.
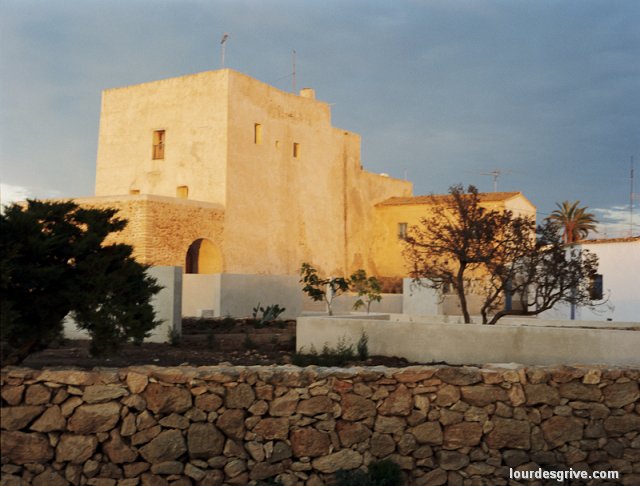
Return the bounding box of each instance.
[7,319,418,369]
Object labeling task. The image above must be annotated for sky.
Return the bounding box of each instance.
[1,0,639,237]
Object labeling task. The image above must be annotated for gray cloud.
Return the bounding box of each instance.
[1,0,638,221]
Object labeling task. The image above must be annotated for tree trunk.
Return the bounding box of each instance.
[3,339,40,366]
[456,265,471,323]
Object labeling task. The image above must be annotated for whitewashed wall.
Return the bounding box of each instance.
[540,240,640,322]
[182,274,301,319]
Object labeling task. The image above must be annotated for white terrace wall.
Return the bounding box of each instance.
[182,274,301,319]
[296,317,640,366]
[402,278,486,318]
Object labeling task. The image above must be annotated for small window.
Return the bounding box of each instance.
[275,140,280,149]
[152,130,165,160]
[398,222,408,239]
[589,274,603,300]
[129,189,140,195]
[176,186,189,199]
[254,123,263,144]
[293,142,300,158]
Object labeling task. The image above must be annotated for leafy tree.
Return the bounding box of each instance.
[299,263,349,316]
[0,200,161,364]
[350,269,382,313]
[402,185,600,324]
[547,200,598,243]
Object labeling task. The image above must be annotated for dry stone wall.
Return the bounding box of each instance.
[1,364,639,485]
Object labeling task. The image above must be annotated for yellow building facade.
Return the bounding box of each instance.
[372,192,537,279]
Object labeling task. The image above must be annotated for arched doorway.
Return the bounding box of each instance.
[185,238,222,274]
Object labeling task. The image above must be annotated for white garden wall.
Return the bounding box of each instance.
[297,316,640,366]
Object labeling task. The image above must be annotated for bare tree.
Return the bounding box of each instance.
[403,185,533,323]
[403,185,600,324]
[487,223,600,324]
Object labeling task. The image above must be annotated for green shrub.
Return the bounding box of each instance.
[256,478,283,485]
[356,332,369,360]
[206,328,216,349]
[333,459,404,486]
[251,303,286,327]
[334,469,370,486]
[219,315,236,330]
[292,337,356,367]
[168,326,181,347]
[367,459,404,485]
[243,333,256,350]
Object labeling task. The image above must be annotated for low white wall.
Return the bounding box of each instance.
[402,279,441,315]
[499,317,639,329]
[218,274,301,319]
[146,266,182,343]
[388,314,639,328]
[388,313,484,324]
[297,316,640,366]
[402,278,485,316]
[183,274,301,319]
[182,274,221,317]
[64,266,182,344]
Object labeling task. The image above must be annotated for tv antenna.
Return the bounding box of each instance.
[220,33,229,68]
[480,169,511,192]
[292,50,296,93]
[630,156,640,236]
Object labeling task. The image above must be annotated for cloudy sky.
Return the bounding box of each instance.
[1,0,639,236]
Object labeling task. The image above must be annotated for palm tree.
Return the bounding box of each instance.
[547,201,598,243]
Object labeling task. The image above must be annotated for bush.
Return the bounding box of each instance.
[292,340,356,367]
[292,333,370,367]
[1,200,161,364]
[357,332,369,360]
[168,326,181,347]
[219,315,236,330]
[251,303,286,328]
[333,459,404,485]
[243,333,256,350]
[206,328,216,349]
[334,469,370,486]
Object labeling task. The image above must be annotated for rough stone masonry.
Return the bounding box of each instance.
[1,364,639,485]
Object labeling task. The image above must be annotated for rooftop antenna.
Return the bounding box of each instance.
[480,169,510,192]
[220,33,229,68]
[292,49,296,93]
[631,156,636,236]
